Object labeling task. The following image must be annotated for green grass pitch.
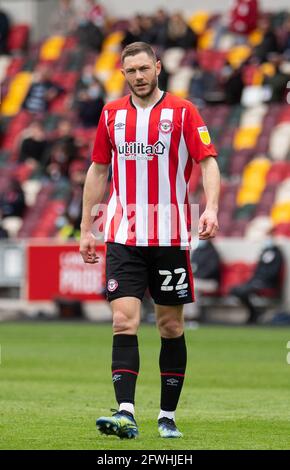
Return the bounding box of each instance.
[0,322,290,450]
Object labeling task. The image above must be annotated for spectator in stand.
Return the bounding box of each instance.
[76,77,105,128]
[186,240,221,320]
[280,15,290,56]
[122,16,142,48]
[57,160,87,240]
[0,9,10,54]
[263,53,290,102]
[22,66,64,114]
[230,236,284,324]
[164,13,197,49]
[76,63,96,92]
[46,120,77,180]
[151,9,168,47]
[0,178,26,218]
[85,0,106,30]
[18,122,49,170]
[0,209,9,239]
[229,0,259,35]
[139,15,157,44]
[50,0,77,36]
[77,0,105,51]
[254,16,280,63]
[221,61,244,104]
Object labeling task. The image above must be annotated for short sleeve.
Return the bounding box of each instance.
[91,109,112,164]
[183,104,217,163]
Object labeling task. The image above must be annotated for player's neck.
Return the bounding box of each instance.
[131,88,163,109]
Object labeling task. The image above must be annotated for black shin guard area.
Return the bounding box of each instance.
[112,334,139,405]
[159,334,187,412]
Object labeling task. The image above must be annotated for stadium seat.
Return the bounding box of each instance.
[188,11,210,34]
[269,123,290,161]
[234,204,256,220]
[198,29,215,50]
[267,162,290,184]
[248,29,263,47]
[233,127,261,150]
[162,48,185,74]
[1,216,23,237]
[237,157,271,206]
[219,262,255,296]
[22,180,42,207]
[271,202,290,225]
[105,69,125,99]
[275,178,290,204]
[229,150,252,175]
[0,57,11,83]
[227,45,251,69]
[0,72,32,116]
[240,105,267,128]
[95,51,119,81]
[168,67,193,98]
[273,223,290,237]
[277,105,290,124]
[40,36,66,61]
[102,32,124,52]
[197,50,227,72]
[7,24,30,52]
[245,216,273,240]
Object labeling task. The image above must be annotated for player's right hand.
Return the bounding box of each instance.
[79,231,99,264]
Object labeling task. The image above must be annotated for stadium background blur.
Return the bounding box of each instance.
[1,0,290,452]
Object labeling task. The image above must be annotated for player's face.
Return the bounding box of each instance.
[122,52,161,99]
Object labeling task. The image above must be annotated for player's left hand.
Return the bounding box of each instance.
[198,209,219,239]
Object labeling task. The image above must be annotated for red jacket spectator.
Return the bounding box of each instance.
[230,0,259,34]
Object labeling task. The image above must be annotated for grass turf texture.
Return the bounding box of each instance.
[0,322,290,450]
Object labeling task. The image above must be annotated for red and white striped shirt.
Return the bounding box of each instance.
[92,92,217,247]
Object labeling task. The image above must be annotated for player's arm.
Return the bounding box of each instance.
[183,103,220,239]
[199,156,220,239]
[80,108,112,264]
[80,162,109,264]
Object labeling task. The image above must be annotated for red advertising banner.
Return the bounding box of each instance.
[27,244,106,301]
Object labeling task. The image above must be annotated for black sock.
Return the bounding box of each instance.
[112,334,139,405]
[159,334,187,412]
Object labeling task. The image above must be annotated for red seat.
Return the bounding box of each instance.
[197,50,227,72]
[219,262,255,296]
[5,57,25,78]
[51,71,79,91]
[266,162,290,184]
[277,105,290,124]
[7,24,30,52]
[273,223,290,237]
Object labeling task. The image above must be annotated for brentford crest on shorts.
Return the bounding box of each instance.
[92,92,217,247]
[107,279,118,292]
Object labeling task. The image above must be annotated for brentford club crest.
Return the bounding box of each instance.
[158,119,174,134]
[107,279,118,292]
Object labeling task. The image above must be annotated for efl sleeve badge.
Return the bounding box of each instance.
[197,126,211,145]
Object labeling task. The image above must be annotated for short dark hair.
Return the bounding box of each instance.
[121,42,157,64]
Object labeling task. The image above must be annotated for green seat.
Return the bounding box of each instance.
[0,151,11,166]
[228,105,243,127]
[234,204,257,220]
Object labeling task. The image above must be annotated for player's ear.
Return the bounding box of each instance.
[156,60,161,76]
[120,68,125,77]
